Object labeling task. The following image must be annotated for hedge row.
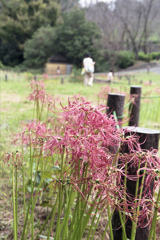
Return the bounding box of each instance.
[138,51,160,62]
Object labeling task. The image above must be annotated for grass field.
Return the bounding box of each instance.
[0,70,160,240]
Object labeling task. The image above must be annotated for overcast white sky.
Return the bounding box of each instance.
[79,0,112,7]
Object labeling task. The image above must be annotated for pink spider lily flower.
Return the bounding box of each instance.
[2,151,24,167]
[12,120,50,148]
[27,80,54,107]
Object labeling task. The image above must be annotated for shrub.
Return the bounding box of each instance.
[138,51,151,62]
[68,67,83,83]
[149,52,160,60]
[0,61,4,69]
[116,50,135,69]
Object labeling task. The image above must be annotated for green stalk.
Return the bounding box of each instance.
[149,189,160,239]
[76,188,100,240]
[77,202,96,240]
[130,160,141,240]
[47,196,58,240]
[30,148,34,240]
[131,160,147,240]
[39,102,44,121]
[70,186,93,240]
[15,165,18,236]
[108,205,114,240]
[12,165,17,240]
[25,155,44,239]
[22,146,26,221]
[54,185,63,240]
[61,186,76,240]
[67,192,79,239]
[36,98,40,120]
[35,197,58,240]
[21,197,32,240]
[122,162,128,240]
[101,207,115,240]
[87,203,100,240]
[90,214,101,240]
[24,142,34,240]
[118,209,127,240]
[112,146,120,166]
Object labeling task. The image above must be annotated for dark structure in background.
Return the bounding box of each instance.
[45,54,72,75]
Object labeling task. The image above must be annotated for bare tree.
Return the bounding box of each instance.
[86,0,160,61]
[141,0,160,53]
[86,1,126,69]
[115,0,160,57]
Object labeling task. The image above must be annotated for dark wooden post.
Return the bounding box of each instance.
[126,127,159,150]
[129,86,141,127]
[61,77,64,84]
[107,93,125,127]
[5,74,8,82]
[112,127,160,240]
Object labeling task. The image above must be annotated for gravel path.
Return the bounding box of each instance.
[117,63,160,75]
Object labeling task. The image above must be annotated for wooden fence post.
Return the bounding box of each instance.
[129,86,141,127]
[61,77,64,84]
[112,127,160,240]
[107,93,125,127]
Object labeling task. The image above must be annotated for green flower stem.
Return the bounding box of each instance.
[118,209,128,240]
[78,189,101,240]
[101,207,115,240]
[21,197,31,240]
[54,185,63,240]
[15,165,18,236]
[108,205,114,240]
[35,197,58,240]
[24,155,44,239]
[24,143,35,240]
[70,186,94,240]
[149,189,160,239]
[112,147,120,166]
[131,160,147,240]
[87,207,100,240]
[47,196,58,240]
[39,101,44,121]
[130,160,141,240]
[61,186,76,240]
[67,192,79,239]
[122,162,128,240]
[22,146,26,222]
[12,165,17,240]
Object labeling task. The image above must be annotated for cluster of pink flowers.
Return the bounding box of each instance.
[13,120,50,147]
[2,151,24,167]
[42,96,123,205]
[28,80,54,107]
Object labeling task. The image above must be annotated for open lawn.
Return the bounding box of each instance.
[0,70,160,240]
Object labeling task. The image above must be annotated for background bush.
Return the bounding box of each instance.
[116,50,135,69]
[138,51,152,62]
[68,67,83,83]
[149,52,160,60]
